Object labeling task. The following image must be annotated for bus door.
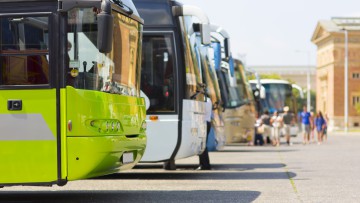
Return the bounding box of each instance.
[0,8,58,184]
[140,32,178,162]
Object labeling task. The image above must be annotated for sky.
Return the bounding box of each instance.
[180,0,360,66]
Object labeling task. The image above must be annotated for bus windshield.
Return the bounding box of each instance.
[66,8,142,97]
[234,60,254,103]
[261,83,294,113]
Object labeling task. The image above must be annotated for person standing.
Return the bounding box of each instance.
[271,111,282,146]
[323,113,329,142]
[315,111,326,145]
[282,106,295,146]
[260,110,271,145]
[300,106,312,144]
[310,112,315,143]
[198,98,212,170]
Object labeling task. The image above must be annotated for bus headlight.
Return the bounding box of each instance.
[140,121,147,132]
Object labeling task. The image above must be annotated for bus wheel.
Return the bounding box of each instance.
[163,159,176,170]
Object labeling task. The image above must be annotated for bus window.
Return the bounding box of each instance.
[0,16,49,85]
[141,34,175,112]
[67,8,141,97]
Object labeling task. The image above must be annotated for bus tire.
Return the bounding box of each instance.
[163,159,176,170]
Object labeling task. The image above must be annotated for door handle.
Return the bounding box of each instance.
[8,100,22,111]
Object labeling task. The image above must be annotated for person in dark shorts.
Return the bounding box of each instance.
[282,106,295,145]
[300,106,312,144]
[198,98,212,170]
[260,110,271,144]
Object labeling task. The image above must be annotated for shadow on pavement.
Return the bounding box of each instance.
[218,149,298,153]
[0,190,261,203]
[135,163,286,171]
[95,171,296,180]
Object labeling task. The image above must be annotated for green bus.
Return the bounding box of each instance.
[0,0,146,187]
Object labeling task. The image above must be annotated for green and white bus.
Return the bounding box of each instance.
[0,0,146,187]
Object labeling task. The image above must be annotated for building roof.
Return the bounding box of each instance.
[312,17,360,43]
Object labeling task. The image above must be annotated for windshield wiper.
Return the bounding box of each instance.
[112,0,133,15]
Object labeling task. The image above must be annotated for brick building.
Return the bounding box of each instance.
[311,17,360,131]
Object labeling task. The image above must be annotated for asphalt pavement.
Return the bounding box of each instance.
[1,133,359,203]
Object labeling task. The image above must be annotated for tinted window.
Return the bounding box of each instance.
[0,16,49,85]
[141,34,175,112]
[134,2,173,26]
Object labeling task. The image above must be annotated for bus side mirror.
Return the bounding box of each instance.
[200,24,211,45]
[224,38,231,58]
[260,87,266,99]
[140,90,150,111]
[97,0,114,53]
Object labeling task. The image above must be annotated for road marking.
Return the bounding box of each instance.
[278,151,303,203]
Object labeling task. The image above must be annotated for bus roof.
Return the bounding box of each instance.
[249,79,291,85]
[0,0,142,23]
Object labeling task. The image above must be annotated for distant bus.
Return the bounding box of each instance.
[249,79,302,136]
[210,26,256,143]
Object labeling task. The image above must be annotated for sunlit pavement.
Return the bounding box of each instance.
[1,133,360,203]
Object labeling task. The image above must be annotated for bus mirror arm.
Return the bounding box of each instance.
[97,0,114,53]
[190,91,201,100]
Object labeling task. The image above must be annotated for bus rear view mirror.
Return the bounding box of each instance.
[260,86,266,99]
[224,38,231,58]
[97,0,114,53]
[200,24,211,45]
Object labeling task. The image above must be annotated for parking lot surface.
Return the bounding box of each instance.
[1,133,359,203]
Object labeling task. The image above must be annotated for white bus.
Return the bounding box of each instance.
[249,79,303,136]
[134,0,211,169]
[210,26,256,143]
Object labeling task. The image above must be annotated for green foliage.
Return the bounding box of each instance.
[247,73,282,80]
[296,90,316,112]
[355,103,360,115]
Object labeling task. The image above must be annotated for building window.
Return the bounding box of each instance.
[352,73,360,79]
[352,96,360,106]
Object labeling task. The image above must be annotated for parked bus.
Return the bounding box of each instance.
[134,0,211,169]
[210,26,256,143]
[249,79,302,136]
[195,30,225,151]
[0,0,146,186]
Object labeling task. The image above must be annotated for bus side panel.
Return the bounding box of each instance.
[65,87,146,180]
[175,99,206,160]
[224,105,256,143]
[141,115,178,162]
[60,89,68,180]
[0,90,57,184]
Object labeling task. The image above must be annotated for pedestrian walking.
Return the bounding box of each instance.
[310,112,315,143]
[270,111,282,146]
[315,111,326,144]
[260,110,272,145]
[323,113,329,142]
[282,106,295,146]
[300,106,312,144]
[254,113,265,146]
